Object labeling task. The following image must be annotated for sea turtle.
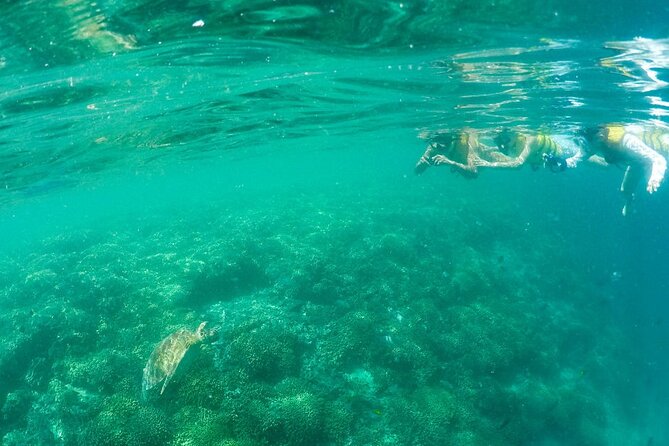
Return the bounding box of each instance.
[142,321,208,398]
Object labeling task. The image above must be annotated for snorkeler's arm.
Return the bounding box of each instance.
[473,139,529,168]
[565,154,581,168]
[584,155,609,167]
[473,149,521,167]
[487,138,531,168]
[431,154,476,172]
[622,133,667,193]
[565,145,587,168]
[513,138,534,165]
[476,141,514,159]
[415,143,439,174]
[473,156,523,168]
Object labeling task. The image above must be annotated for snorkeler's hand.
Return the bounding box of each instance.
[566,157,578,168]
[647,176,662,193]
[431,155,452,166]
[414,156,432,174]
[647,165,665,193]
[587,155,609,167]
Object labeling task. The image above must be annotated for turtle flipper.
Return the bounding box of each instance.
[160,374,172,395]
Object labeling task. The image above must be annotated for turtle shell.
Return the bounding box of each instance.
[142,322,207,397]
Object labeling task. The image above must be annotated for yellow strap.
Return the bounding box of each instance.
[535,133,562,156]
[536,134,549,151]
[605,125,625,145]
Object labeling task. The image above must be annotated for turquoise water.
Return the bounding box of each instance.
[2,1,669,445]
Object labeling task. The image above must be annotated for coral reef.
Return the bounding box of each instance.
[83,394,171,445]
[0,187,636,445]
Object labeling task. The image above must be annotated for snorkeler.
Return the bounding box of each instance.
[488,128,586,172]
[580,124,669,216]
[414,128,516,176]
[414,123,669,216]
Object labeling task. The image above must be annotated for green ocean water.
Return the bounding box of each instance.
[2,1,669,445]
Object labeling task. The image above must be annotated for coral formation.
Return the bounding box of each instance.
[0,188,637,445]
[83,394,171,445]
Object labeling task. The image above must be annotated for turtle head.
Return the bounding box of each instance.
[195,321,208,340]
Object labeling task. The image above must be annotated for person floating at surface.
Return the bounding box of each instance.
[489,128,586,172]
[414,128,516,176]
[579,124,669,216]
[489,125,668,214]
[414,123,669,216]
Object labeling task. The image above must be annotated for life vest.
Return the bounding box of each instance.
[604,124,625,146]
[636,126,669,153]
[601,123,669,160]
[534,133,563,157]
